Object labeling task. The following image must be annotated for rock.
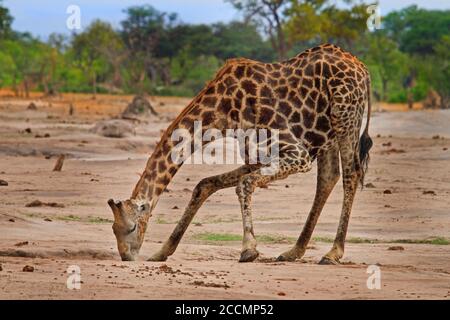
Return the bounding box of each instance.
[22,265,34,272]
[44,218,52,222]
[0,179,8,186]
[0,264,2,271]
[8,218,15,222]
[90,119,135,138]
[423,190,436,195]
[365,183,376,188]
[24,128,32,134]
[388,246,405,251]
[277,292,286,296]
[14,241,29,247]
[383,189,392,194]
[382,142,392,147]
[172,206,179,210]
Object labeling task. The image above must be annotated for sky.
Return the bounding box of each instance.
[3,0,450,39]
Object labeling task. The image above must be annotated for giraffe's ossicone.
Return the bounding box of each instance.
[108,44,373,263]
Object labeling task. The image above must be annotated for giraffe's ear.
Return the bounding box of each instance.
[108,199,117,210]
[108,199,123,219]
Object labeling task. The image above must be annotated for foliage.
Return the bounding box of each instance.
[383,6,450,55]
[0,0,12,39]
[285,0,369,49]
[226,0,290,60]
[0,2,448,104]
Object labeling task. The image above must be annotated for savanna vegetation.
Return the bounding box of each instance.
[0,0,448,107]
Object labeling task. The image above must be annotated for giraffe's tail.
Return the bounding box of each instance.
[358,77,373,187]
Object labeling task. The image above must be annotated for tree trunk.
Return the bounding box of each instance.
[92,70,97,99]
[113,66,122,88]
[439,92,449,109]
[382,79,388,101]
[407,89,414,110]
[24,78,30,98]
[12,73,18,97]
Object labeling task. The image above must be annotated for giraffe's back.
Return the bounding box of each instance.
[187,44,370,158]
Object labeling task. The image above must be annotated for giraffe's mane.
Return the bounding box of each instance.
[131,58,259,199]
[157,58,256,145]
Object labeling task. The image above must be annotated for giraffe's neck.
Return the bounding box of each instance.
[130,101,218,208]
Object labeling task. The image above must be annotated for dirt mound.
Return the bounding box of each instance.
[0,248,116,260]
[27,102,38,110]
[122,95,158,117]
[423,89,444,109]
[90,119,135,138]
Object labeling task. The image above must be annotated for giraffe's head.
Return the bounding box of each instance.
[108,198,152,261]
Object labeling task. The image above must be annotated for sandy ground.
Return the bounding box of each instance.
[0,93,449,300]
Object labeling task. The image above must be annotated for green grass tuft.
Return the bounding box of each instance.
[392,237,449,245]
[194,233,449,246]
[86,216,113,224]
[193,232,295,243]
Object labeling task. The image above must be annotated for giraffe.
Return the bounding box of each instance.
[108,43,373,264]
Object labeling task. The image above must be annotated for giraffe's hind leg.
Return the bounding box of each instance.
[319,134,361,264]
[277,145,340,262]
[236,145,313,262]
[148,164,259,261]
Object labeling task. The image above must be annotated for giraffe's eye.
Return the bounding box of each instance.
[138,203,149,212]
[128,223,137,234]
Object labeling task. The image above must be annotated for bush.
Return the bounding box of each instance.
[387,91,407,103]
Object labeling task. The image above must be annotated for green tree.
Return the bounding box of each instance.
[383,6,450,55]
[212,21,275,61]
[285,0,369,51]
[121,5,177,91]
[226,0,290,60]
[0,0,12,39]
[365,32,408,102]
[72,20,123,97]
[428,35,450,108]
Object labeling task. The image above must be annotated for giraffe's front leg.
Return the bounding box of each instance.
[235,145,313,262]
[235,174,262,263]
[148,165,259,262]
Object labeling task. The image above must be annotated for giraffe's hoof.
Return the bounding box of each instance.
[318,256,340,265]
[147,252,168,262]
[276,255,292,262]
[276,254,297,262]
[239,249,259,263]
[276,248,305,262]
